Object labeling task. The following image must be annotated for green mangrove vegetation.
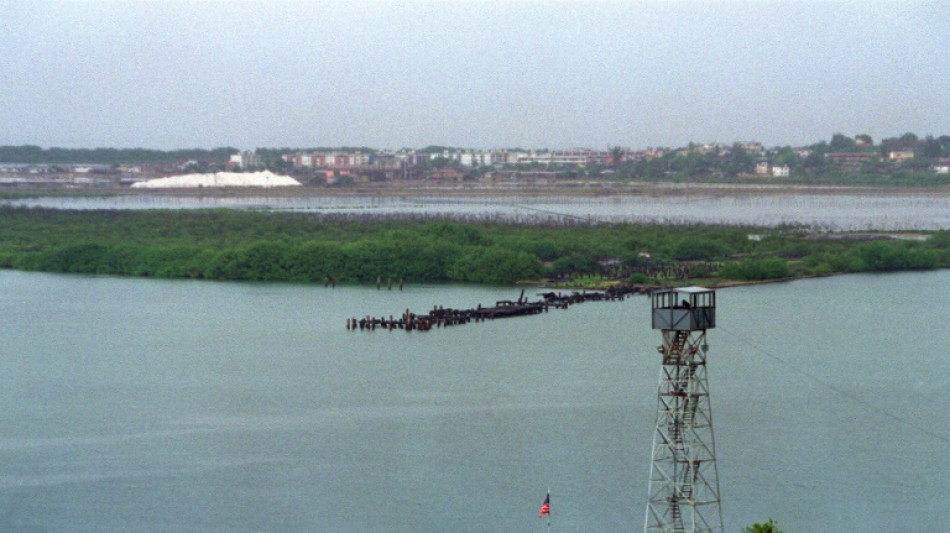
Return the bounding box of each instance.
[0,206,948,286]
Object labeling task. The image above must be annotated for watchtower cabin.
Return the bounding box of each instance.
[644,286,723,533]
[651,287,715,331]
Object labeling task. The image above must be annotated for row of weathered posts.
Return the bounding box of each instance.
[347,285,656,332]
[325,276,405,290]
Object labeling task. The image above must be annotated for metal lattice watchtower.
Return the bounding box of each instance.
[644,287,723,533]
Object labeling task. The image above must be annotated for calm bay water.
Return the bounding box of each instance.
[1,270,948,532]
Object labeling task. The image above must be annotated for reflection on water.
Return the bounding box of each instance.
[4,189,949,229]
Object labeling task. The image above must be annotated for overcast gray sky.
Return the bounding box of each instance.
[2,0,947,151]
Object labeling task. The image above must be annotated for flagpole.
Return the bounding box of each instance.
[539,488,551,532]
[546,488,551,533]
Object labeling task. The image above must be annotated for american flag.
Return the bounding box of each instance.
[539,492,550,517]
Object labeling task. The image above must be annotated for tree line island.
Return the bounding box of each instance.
[2,132,950,187]
[1,132,948,289]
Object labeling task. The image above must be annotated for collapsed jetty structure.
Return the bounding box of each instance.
[347,286,654,332]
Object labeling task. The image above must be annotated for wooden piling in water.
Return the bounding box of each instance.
[347,285,658,333]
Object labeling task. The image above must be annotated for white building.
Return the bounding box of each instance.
[229,151,262,169]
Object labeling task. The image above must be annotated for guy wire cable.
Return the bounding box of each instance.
[718,324,950,447]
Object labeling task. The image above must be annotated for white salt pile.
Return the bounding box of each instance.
[131,170,302,188]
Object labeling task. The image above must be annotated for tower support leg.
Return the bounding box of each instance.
[644,330,723,533]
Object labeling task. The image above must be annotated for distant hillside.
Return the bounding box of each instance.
[0,145,238,165]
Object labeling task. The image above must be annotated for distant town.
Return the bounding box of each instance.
[1,132,949,188]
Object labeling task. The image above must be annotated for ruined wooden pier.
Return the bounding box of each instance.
[347,285,656,332]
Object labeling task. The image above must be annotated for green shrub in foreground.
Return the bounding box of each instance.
[742,518,784,533]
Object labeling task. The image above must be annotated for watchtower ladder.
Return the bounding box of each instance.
[645,287,723,533]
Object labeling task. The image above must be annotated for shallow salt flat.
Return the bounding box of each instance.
[8,190,949,230]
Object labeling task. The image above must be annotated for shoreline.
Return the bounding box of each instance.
[4,179,950,200]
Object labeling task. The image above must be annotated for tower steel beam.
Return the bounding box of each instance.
[645,288,723,533]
